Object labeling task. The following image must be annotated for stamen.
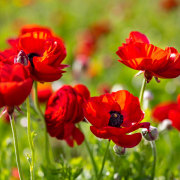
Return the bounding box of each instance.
[108,111,123,127]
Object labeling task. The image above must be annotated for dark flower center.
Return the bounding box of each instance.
[108,111,123,127]
[27,53,40,68]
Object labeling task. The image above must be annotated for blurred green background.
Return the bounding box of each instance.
[0,0,180,179]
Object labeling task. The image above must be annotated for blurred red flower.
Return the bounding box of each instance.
[11,167,20,180]
[83,90,150,148]
[45,84,90,147]
[75,21,110,59]
[152,95,180,130]
[73,21,110,80]
[0,62,33,109]
[2,25,67,82]
[32,83,53,103]
[160,0,179,11]
[116,31,180,82]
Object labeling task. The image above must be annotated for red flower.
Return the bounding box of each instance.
[3,25,67,82]
[11,167,20,179]
[32,83,53,103]
[0,61,33,109]
[45,84,90,147]
[152,95,180,130]
[83,90,150,148]
[116,31,180,82]
[74,21,110,67]
[160,0,179,11]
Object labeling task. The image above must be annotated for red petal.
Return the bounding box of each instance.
[152,102,178,122]
[90,126,111,139]
[169,110,180,131]
[127,31,150,44]
[112,90,144,127]
[74,84,90,100]
[112,133,142,148]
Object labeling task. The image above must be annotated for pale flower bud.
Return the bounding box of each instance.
[111,84,124,93]
[142,126,158,141]
[158,119,172,132]
[143,90,153,101]
[113,145,126,156]
[14,50,28,66]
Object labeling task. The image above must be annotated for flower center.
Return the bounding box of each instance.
[108,111,123,127]
[27,53,40,68]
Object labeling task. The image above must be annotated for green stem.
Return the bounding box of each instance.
[139,78,147,106]
[98,140,110,180]
[78,124,98,178]
[33,81,51,165]
[150,141,157,180]
[27,96,35,180]
[9,115,23,180]
[33,81,44,120]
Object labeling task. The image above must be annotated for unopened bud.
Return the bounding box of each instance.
[113,145,126,156]
[158,119,172,132]
[14,50,28,66]
[111,84,124,92]
[143,90,153,101]
[142,126,158,141]
[113,173,121,180]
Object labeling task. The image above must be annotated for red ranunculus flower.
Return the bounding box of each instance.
[83,90,150,148]
[45,84,90,147]
[0,61,33,109]
[152,95,180,130]
[116,31,180,82]
[3,25,67,82]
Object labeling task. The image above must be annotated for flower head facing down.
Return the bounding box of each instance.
[116,31,180,82]
[0,61,33,110]
[83,90,150,148]
[2,25,67,82]
[152,95,180,131]
[45,84,90,147]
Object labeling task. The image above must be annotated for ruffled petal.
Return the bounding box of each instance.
[126,31,150,44]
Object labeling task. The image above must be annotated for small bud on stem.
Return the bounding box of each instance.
[14,50,28,66]
[142,126,159,141]
[113,145,126,156]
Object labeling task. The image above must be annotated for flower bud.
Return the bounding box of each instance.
[14,50,28,66]
[142,126,158,141]
[143,90,153,101]
[158,119,172,132]
[113,173,121,180]
[111,84,124,92]
[113,145,126,156]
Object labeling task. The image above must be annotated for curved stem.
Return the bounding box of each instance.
[33,81,51,165]
[9,114,23,180]
[78,124,98,178]
[27,96,35,180]
[98,140,110,180]
[139,78,147,106]
[150,141,157,180]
